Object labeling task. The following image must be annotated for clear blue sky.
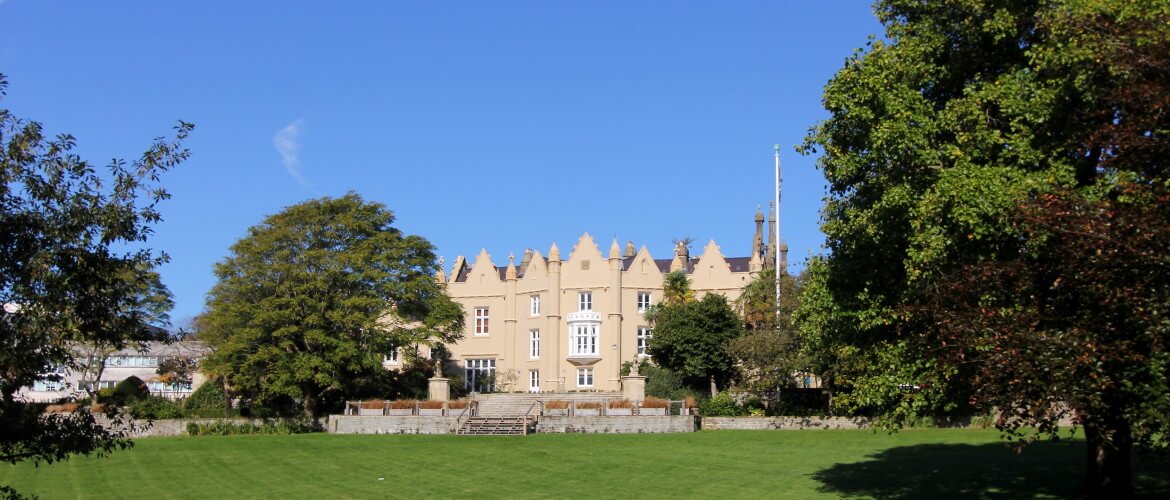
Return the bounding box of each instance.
[0,1,883,326]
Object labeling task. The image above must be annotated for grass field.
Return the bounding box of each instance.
[3,429,1168,498]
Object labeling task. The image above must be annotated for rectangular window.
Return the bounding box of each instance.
[383,349,399,364]
[530,295,541,316]
[147,381,193,393]
[474,307,490,335]
[529,370,540,393]
[529,330,540,359]
[569,324,598,356]
[32,380,65,392]
[465,358,496,393]
[576,367,594,388]
[637,292,652,313]
[579,291,592,311]
[637,326,653,357]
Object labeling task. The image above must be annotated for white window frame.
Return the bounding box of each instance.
[383,349,399,364]
[578,291,592,311]
[576,367,594,388]
[465,358,496,393]
[637,292,652,313]
[569,323,598,357]
[637,326,652,357]
[529,370,540,393]
[529,330,540,359]
[474,307,490,336]
[530,295,541,316]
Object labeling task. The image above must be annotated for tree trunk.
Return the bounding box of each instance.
[709,375,718,397]
[302,392,319,420]
[1082,420,1133,498]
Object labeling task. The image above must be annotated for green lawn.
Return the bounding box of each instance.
[3,430,1168,498]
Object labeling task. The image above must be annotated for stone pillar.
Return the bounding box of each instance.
[428,377,450,402]
[621,375,646,402]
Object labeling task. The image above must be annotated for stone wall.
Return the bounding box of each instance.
[327,416,459,434]
[537,416,696,434]
[701,416,873,430]
[99,417,286,437]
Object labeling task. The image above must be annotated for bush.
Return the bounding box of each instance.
[608,400,634,409]
[701,391,746,416]
[184,408,240,418]
[184,381,227,410]
[544,400,569,410]
[389,399,416,409]
[448,399,470,409]
[186,419,316,436]
[641,397,669,409]
[104,376,150,406]
[418,400,444,409]
[128,396,183,420]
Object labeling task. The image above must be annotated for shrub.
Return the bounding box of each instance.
[447,399,470,409]
[184,381,227,410]
[359,400,387,410]
[389,399,416,409]
[186,419,316,436]
[108,376,150,405]
[128,396,183,420]
[700,391,746,416]
[544,400,569,410]
[184,408,239,418]
[576,402,602,410]
[684,396,697,409]
[641,397,669,409]
[608,400,634,409]
[418,400,444,409]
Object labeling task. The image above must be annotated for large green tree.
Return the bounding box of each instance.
[798,0,1169,495]
[200,193,463,419]
[0,74,191,494]
[728,268,808,401]
[647,273,745,397]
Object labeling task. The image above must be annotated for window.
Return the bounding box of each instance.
[383,349,399,364]
[105,355,158,367]
[578,291,592,311]
[529,330,540,359]
[530,295,541,316]
[576,367,594,387]
[465,358,496,393]
[148,381,193,393]
[637,292,652,313]
[474,307,489,335]
[32,380,65,392]
[81,380,116,391]
[637,326,653,357]
[570,323,598,356]
[529,370,540,393]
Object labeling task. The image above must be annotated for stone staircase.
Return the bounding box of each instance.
[456,392,622,436]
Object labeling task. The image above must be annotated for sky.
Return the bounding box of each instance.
[0,1,884,326]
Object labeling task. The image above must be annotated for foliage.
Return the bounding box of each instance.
[127,396,182,420]
[699,391,747,417]
[729,267,809,401]
[156,356,197,386]
[621,361,700,401]
[200,193,464,418]
[798,0,1170,494]
[185,420,316,436]
[183,381,227,411]
[0,73,191,481]
[646,287,745,396]
[659,270,694,306]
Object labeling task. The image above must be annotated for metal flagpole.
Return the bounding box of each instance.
[774,144,782,322]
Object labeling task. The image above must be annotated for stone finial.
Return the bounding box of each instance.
[608,239,622,260]
[435,256,447,284]
[505,253,518,280]
[624,241,636,258]
[548,242,561,262]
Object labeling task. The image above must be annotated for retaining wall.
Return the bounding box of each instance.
[98,417,287,437]
[701,416,873,430]
[537,416,696,434]
[327,416,459,434]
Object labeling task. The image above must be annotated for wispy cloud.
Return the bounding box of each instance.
[274,118,311,189]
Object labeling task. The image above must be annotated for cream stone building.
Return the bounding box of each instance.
[436,209,786,393]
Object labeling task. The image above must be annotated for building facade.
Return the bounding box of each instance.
[438,209,786,393]
[18,341,210,403]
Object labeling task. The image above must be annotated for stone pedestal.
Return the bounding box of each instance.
[621,375,646,402]
[428,377,450,402]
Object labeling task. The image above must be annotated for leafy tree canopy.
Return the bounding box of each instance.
[0,73,191,486]
[798,0,1169,495]
[729,268,809,400]
[647,273,745,396]
[200,193,463,418]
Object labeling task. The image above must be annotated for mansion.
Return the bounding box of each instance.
[438,209,786,393]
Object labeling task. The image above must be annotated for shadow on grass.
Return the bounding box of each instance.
[812,440,1170,499]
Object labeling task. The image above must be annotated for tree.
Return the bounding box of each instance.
[798,0,1169,495]
[0,74,191,491]
[660,270,694,306]
[728,268,808,402]
[200,193,464,419]
[647,275,745,397]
